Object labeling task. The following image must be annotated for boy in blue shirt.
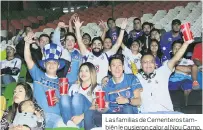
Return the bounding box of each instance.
[24,32,73,128]
[84,54,142,130]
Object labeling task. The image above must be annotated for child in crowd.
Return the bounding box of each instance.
[121,40,142,74]
[148,39,168,68]
[12,100,43,128]
[67,62,102,128]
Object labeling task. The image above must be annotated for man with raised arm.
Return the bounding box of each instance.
[74,17,128,84]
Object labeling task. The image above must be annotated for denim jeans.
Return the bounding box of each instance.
[197,71,202,89]
[59,93,91,127]
[45,112,66,128]
[84,105,138,130]
[72,93,91,128]
[59,94,72,124]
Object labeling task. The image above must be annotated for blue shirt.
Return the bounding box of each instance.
[29,64,60,115]
[103,74,142,112]
[155,55,168,68]
[66,49,82,86]
[160,31,182,59]
[109,29,118,45]
[128,30,143,41]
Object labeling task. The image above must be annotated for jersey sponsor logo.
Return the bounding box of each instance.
[74,55,79,60]
[95,65,99,73]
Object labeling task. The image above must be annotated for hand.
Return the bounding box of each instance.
[116,96,129,104]
[120,18,128,30]
[24,32,35,45]
[70,13,78,21]
[10,125,30,130]
[99,20,107,32]
[96,102,109,113]
[73,17,84,29]
[71,115,83,125]
[52,96,59,104]
[57,22,69,28]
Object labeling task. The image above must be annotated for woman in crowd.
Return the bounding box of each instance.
[1,82,45,130]
[67,62,102,128]
[148,39,167,68]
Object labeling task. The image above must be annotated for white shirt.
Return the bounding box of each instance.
[83,51,115,84]
[178,58,194,66]
[122,47,142,74]
[137,61,174,112]
[1,58,22,81]
[69,84,102,102]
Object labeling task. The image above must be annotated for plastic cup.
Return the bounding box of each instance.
[45,89,56,106]
[59,78,69,95]
[96,91,105,109]
[180,22,194,42]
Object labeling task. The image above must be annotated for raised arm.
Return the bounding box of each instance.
[69,13,78,33]
[99,20,108,41]
[168,40,193,71]
[109,18,128,54]
[73,17,89,56]
[24,32,35,70]
[13,30,24,46]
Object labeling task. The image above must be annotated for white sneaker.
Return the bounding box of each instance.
[66,120,79,128]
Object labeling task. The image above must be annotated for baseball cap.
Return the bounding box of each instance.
[172,19,181,25]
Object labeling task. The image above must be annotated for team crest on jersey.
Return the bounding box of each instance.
[168,38,172,42]
[125,91,131,98]
[74,55,79,60]
[162,47,166,51]
[95,65,99,72]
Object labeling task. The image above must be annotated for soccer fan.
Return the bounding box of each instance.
[160,19,182,59]
[148,39,167,68]
[136,39,193,113]
[137,22,153,54]
[74,16,128,84]
[1,44,21,85]
[84,54,142,130]
[105,18,128,46]
[24,32,72,128]
[121,39,142,74]
[128,18,143,41]
[150,28,161,42]
[103,37,113,53]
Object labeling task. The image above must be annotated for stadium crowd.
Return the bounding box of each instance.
[1,10,202,130]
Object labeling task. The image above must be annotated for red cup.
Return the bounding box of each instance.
[59,78,69,95]
[96,91,105,109]
[45,89,56,106]
[180,22,194,42]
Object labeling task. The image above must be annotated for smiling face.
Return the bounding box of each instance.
[103,38,112,50]
[109,59,124,78]
[6,46,15,57]
[130,41,140,52]
[79,65,91,83]
[45,60,59,74]
[172,42,182,55]
[92,39,103,53]
[65,35,76,51]
[39,36,49,49]
[82,34,91,46]
[150,30,160,41]
[150,41,159,54]
[141,55,156,74]
[13,85,26,104]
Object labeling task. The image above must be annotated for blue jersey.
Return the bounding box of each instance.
[160,31,182,59]
[128,30,143,41]
[66,49,81,86]
[155,55,168,68]
[103,74,142,112]
[29,64,61,115]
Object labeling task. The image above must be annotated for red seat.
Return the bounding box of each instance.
[38,25,47,32]
[20,19,32,27]
[27,16,39,24]
[37,16,44,21]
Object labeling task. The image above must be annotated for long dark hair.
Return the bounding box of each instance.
[149,39,163,60]
[6,82,33,123]
[79,62,97,93]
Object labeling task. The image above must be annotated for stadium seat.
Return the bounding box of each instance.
[35,31,44,38]
[0,30,7,38]
[43,28,54,35]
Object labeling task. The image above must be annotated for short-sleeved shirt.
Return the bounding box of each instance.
[103,74,142,112]
[66,49,82,85]
[137,61,174,112]
[29,64,61,115]
[69,84,102,103]
[160,31,182,59]
[1,57,22,81]
[128,30,143,41]
[192,43,202,64]
[83,51,115,84]
[122,47,142,74]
